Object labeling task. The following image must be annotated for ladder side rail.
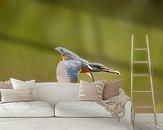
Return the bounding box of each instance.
[146,35,157,125]
[131,34,134,100]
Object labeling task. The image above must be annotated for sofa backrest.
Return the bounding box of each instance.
[36,82,79,105]
[36,82,125,105]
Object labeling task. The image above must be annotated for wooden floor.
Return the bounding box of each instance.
[134,122,163,130]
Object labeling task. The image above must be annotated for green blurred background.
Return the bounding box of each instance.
[0,0,163,113]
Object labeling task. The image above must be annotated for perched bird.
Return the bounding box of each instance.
[55,47,120,83]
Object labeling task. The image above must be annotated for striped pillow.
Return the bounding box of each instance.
[78,80,106,102]
[1,88,34,103]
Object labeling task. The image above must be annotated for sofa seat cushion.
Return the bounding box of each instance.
[55,101,112,117]
[0,101,54,117]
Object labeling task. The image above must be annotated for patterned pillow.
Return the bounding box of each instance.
[1,88,34,103]
[0,80,13,101]
[78,80,106,102]
[102,80,121,100]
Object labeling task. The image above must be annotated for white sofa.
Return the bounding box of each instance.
[0,82,133,130]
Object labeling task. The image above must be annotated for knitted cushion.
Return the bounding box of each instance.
[78,80,106,102]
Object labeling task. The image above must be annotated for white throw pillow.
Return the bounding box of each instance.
[10,78,37,100]
[1,88,34,103]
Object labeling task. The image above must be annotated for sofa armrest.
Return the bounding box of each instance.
[119,101,134,130]
[123,101,132,122]
[119,100,134,129]
[118,89,132,121]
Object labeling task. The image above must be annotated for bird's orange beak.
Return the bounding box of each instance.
[101,67,120,75]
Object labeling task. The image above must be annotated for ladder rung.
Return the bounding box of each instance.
[133,73,149,76]
[134,48,147,51]
[135,106,153,109]
[133,61,149,64]
[133,91,152,93]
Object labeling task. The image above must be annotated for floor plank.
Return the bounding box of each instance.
[134,122,163,130]
[140,122,154,130]
[135,122,150,130]
[144,122,161,130]
[158,123,163,127]
[133,124,141,130]
[148,123,163,130]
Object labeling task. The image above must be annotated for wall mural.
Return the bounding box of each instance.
[0,0,162,112]
[55,47,120,83]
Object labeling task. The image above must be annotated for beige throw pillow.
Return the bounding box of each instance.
[78,80,106,102]
[10,78,37,100]
[1,88,34,103]
[102,80,121,100]
[0,80,13,101]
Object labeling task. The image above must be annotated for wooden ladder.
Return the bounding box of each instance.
[131,34,157,125]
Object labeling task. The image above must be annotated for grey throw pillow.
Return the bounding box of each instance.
[102,80,121,100]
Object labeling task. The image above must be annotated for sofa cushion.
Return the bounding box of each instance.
[55,101,112,117]
[0,101,54,117]
[1,88,34,103]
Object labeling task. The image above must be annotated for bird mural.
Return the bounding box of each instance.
[55,47,120,83]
